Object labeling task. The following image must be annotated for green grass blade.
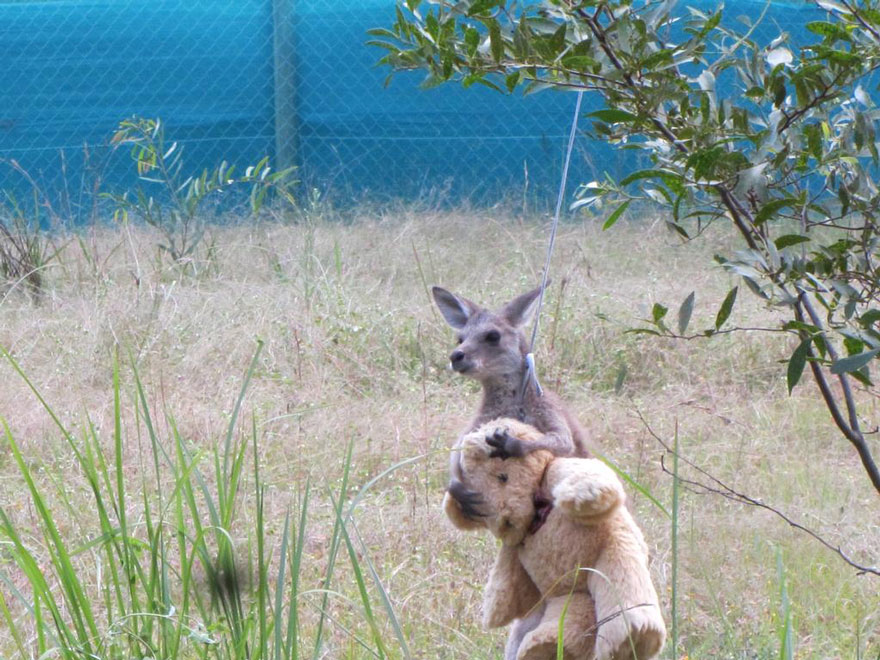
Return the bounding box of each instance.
[222,339,263,489]
[776,548,794,660]
[2,417,99,650]
[312,441,354,659]
[257,482,269,660]
[556,586,576,660]
[112,353,141,617]
[344,453,428,520]
[0,505,69,655]
[287,482,310,660]
[0,573,29,659]
[348,520,411,659]
[670,422,680,660]
[273,508,292,660]
[329,491,390,658]
[595,451,670,519]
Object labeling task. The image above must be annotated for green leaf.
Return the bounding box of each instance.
[587,109,639,123]
[641,48,674,69]
[488,19,503,61]
[505,71,520,92]
[858,309,880,327]
[806,21,849,40]
[715,286,738,330]
[745,86,765,100]
[425,13,439,39]
[549,23,566,54]
[754,198,794,225]
[619,168,683,194]
[844,336,864,357]
[366,28,399,39]
[677,292,695,335]
[561,55,598,71]
[652,303,668,324]
[849,367,873,386]
[774,234,810,249]
[464,27,480,55]
[830,348,880,375]
[787,339,811,394]
[686,145,726,181]
[602,200,630,230]
[468,0,502,16]
[743,276,769,300]
[666,220,689,239]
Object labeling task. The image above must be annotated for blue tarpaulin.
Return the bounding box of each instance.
[0,0,826,216]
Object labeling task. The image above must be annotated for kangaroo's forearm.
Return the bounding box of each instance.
[529,431,576,456]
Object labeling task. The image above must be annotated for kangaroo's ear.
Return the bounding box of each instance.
[432,286,479,329]
[499,281,550,328]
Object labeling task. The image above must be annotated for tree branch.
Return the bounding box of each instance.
[638,410,880,577]
[795,293,880,494]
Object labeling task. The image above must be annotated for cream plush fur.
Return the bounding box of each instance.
[445,418,666,660]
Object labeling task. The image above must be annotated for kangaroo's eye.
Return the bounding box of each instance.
[485,330,501,344]
[456,336,463,344]
[497,473,508,483]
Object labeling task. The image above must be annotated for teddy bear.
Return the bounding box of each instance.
[444,418,666,660]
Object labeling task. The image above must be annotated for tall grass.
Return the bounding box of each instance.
[0,343,412,660]
[1,214,878,657]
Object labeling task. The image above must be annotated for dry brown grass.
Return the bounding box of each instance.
[1,209,878,658]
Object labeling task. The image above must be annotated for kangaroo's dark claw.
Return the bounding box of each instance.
[448,479,485,520]
[486,428,525,459]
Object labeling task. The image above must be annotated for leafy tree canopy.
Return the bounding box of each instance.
[372,0,880,495]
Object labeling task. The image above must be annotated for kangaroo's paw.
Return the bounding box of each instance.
[447,479,486,520]
[486,428,525,459]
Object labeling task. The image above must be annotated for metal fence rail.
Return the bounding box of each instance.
[0,0,822,217]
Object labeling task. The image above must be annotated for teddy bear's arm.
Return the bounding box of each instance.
[482,544,542,629]
[548,458,625,523]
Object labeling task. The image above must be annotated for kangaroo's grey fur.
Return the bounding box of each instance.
[432,284,589,478]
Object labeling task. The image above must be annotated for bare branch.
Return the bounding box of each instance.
[795,294,880,494]
[637,410,880,577]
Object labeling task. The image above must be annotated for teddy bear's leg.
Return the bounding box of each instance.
[483,544,542,629]
[515,594,597,660]
[589,548,666,660]
[504,603,545,660]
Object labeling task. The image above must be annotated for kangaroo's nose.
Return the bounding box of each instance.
[450,350,465,365]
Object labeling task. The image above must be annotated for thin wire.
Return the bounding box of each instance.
[519,90,584,406]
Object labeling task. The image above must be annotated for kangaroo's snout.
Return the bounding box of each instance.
[450,349,468,372]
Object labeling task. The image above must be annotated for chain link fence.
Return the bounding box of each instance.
[0,0,822,218]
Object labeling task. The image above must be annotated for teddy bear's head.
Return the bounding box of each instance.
[449,419,555,546]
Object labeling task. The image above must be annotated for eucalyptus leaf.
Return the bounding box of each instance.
[787,339,811,394]
[602,200,630,230]
[830,349,880,375]
[715,286,738,330]
[677,292,695,335]
[587,109,639,123]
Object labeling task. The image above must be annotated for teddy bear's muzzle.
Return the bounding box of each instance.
[448,479,486,520]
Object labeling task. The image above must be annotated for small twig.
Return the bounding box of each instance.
[633,325,792,341]
[636,410,880,577]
